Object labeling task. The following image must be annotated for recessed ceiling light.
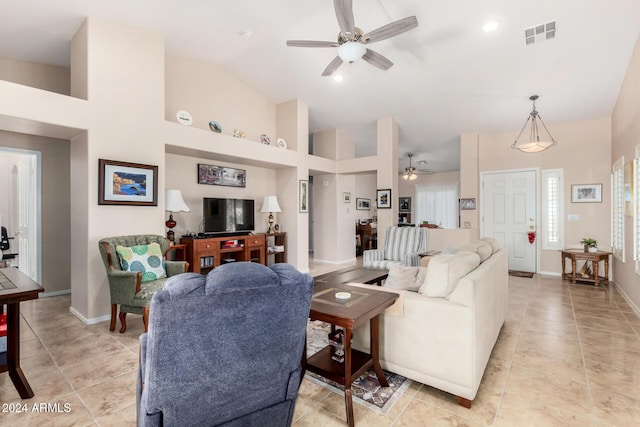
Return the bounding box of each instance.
[332,75,344,82]
[482,21,499,32]
[240,30,252,38]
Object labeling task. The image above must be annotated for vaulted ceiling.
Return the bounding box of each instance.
[2,0,640,172]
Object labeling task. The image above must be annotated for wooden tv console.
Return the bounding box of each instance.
[180,234,266,274]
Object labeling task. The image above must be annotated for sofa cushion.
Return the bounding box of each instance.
[458,241,492,262]
[419,251,480,297]
[116,243,166,282]
[384,265,422,291]
[480,237,501,253]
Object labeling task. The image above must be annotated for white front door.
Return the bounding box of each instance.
[482,169,537,272]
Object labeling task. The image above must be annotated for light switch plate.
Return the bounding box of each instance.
[568,214,579,221]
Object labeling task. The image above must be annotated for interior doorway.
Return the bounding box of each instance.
[481,169,538,273]
[0,147,41,282]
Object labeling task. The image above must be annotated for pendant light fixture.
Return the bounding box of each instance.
[402,153,418,181]
[511,95,557,153]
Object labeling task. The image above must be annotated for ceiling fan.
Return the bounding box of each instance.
[287,0,418,76]
[401,153,432,181]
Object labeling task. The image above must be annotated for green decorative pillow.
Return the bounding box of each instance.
[115,243,166,282]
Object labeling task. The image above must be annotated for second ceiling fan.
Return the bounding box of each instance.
[287,0,419,76]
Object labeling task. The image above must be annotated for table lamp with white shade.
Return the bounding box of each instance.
[165,189,190,243]
[260,196,281,234]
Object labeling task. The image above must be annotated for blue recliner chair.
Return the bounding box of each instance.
[137,262,313,427]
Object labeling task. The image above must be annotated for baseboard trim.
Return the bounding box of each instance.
[613,281,640,317]
[538,271,561,277]
[39,289,71,298]
[69,306,110,326]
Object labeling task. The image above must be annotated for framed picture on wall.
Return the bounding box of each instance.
[299,180,309,213]
[198,163,246,188]
[98,159,158,206]
[571,184,602,203]
[399,197,411,212]
[343,192,351,203]
[460,198,476,210]
[356,198,370,210]
[377,189,392,209]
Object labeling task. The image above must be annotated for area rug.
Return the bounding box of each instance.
[305,321,411,415]
[509,270,534,278]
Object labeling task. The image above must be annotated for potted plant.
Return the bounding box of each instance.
[579,238,597,253]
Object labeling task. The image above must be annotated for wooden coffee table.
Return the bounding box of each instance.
[304,282,398,427]
[313,266,388,287]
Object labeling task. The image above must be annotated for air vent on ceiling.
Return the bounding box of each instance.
[525,21,556,45]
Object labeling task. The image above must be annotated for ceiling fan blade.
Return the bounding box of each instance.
[364,16,419,44]
[334,0,355,35]
[362,49,393,70]
[321,56,344,76]
[287,40,340,48]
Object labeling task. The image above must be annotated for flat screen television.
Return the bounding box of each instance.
[203,198,255,235]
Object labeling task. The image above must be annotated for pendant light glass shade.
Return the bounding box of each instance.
[511,95,557,153]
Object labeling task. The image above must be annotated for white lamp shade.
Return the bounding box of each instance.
[165,189,190,212]
[338,42,366,62]
[260,196,282,213]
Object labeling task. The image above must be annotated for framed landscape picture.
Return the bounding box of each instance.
[356,198,370,210]
[198,163,246,188]
[98,159,158,206]
[377,189,392,209]
[571,184,602,203]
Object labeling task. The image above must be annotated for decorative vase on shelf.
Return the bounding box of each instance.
[588,247,598,253]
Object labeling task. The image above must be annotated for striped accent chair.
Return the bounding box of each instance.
[363,226,428,269]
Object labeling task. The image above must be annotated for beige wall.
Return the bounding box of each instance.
[165,57,276,144]
[355,173,376,222]
[470,117,612,274]
[165,153,277,237]
[0,57,70,95]
[0,131,71,294]
[612,34,640,311]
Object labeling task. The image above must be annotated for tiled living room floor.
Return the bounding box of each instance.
[1,265,640,426]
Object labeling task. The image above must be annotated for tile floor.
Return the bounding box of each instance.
[1,262,640,426]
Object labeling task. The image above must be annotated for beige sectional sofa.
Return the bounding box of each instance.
[352,239,508,408]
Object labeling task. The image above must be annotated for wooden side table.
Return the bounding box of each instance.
[303,282,397,427]
[560,249,612,286]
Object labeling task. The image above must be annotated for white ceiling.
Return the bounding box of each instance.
[2,0,640,173]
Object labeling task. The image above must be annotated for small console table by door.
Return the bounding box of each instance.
[560,249,611,286]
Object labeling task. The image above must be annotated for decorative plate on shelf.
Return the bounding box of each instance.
[209,120,222,133]
[260,134,271,145]
[176,110,193,126]
[276,138,287,149]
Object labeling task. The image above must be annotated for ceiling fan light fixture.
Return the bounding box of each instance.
[512,95,557,153]
[402,170,418,181]
[338,41,366,62]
